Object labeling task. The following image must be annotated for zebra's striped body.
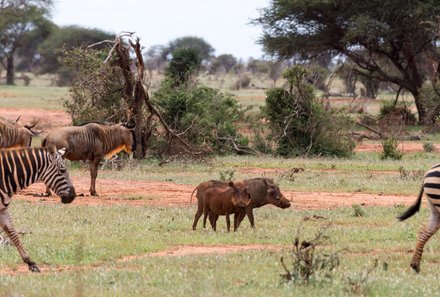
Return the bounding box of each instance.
[398,163,440,273]
[0,147,75,272]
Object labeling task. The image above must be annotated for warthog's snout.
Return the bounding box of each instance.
[61,187,76,204]
[280,196,291,209]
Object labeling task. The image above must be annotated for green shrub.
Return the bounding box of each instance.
[379,101,416,125]
[153,80,244,155]
[59,48,127,125]
[380,138,403,160]
[263,66,354,157]
[423,141,436,152]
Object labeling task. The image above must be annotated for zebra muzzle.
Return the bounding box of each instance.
[61,187,76,204]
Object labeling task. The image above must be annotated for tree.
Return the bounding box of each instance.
[256,0,440,123]
[209,54,237,74]
[165,47,202,86]
[264,66,354,157]
[0,0,51,84]
[162,36,214,61]
[38,25,115,85]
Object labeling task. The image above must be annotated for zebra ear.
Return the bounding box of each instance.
[57,148,66,157]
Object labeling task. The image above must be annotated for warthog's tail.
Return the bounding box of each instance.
[398,185,424,221]
[190,187,198,204]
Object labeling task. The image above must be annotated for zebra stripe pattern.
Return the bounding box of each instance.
[0,147,76,272]
[399,163,440,273]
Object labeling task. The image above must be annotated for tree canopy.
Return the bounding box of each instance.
[38,25,114,84]
[0,0,52,84]
[162,36,214,61]
[256,0,440,123]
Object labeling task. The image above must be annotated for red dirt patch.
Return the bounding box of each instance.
[354,141,440,153]
[14,177,415,210]
[0,108,71,127]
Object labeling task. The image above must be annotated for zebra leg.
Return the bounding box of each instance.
[410,203,440,273]
[45,185,52,196]
[89,158,101,196]
[0,209,40,272]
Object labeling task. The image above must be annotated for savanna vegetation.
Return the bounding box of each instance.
[3,0,440,296]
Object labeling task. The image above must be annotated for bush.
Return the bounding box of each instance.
[380,138,403,160]
[153,80,244,155]
[423,141,436,152]
[263,66,355,157]
[379,101,416,125]
[59,47,127,125]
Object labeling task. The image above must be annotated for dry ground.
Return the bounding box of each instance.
[0,107,421,275]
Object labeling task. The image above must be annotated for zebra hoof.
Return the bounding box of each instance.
[410,263,420,273]
[29,264,40,273]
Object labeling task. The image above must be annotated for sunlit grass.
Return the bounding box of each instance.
[0,85,67,109]
[0,202,438,296]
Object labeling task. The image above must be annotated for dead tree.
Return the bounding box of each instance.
[99,33,201,158]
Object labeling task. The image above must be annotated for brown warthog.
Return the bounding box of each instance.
[237,178,291,228]
[191,177,290,230]
[0,117,37,148]
[41,122,135,196]
[203,181,251,232]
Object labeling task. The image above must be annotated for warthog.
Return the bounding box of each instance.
[191,177,290,230]
[41,122,135,196]
[0,117,37,148]
[203,181,251,232]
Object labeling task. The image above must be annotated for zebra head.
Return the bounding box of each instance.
[43,148,76,204]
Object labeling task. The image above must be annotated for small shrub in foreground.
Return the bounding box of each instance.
[380,138,403,160]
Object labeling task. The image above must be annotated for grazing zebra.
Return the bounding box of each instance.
[398,164,440,273]
[42,122,135,196]
[0,118,36,148]
[0,147,76,272]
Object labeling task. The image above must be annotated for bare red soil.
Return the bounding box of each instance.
[0,108,71,127]
[15,177,415,210]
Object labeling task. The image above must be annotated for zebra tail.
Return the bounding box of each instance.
[397,186,424,221]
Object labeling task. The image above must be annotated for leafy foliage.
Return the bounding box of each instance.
[162,36,214,61]
[39,25,114,85]
[255,0,440,123]
[379,101,416,125]
[59,47,127,125]
[165,48,202,86]
[0,1,51,84]
[209,54,237,74]
[263,66,354,157]
[153,79,244,155]
[380,138,403,160]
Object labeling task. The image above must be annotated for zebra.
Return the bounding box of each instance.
[0,147,76,272]
[398,163,440,273]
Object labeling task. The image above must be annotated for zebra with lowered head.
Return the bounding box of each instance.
[0,147,76,272]
[398,163,440,273]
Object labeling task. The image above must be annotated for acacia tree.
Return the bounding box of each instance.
[0,0,51,84]
[256,0,440,123]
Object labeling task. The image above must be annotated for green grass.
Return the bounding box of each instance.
[0,202,438,296]
[65,152,440,196]
[0,85,67,109]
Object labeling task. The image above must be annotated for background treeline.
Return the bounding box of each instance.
[2,0,440,161]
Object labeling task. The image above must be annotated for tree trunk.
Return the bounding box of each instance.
[6,55,14,85]
[412,90,427,124]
